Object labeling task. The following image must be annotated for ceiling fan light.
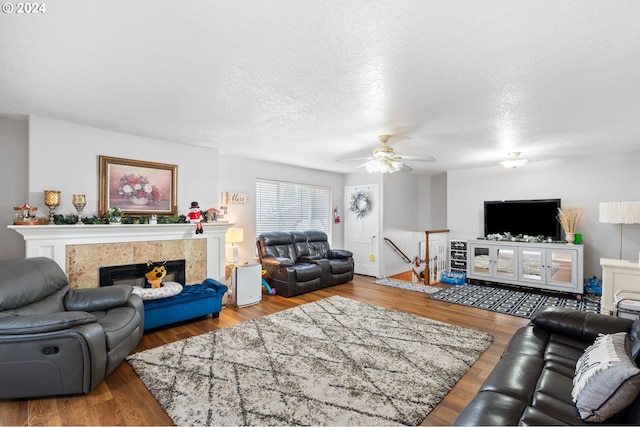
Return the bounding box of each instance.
[355,135,429,173]
[365,158,403,173]
[373,146,395,158]
[364,161,379,173]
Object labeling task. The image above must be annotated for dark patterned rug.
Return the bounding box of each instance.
[127,296,493,426]
[430,283,600,319]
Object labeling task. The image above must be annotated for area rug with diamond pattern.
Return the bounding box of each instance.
[127,295,493,426]
[430,283,600,318]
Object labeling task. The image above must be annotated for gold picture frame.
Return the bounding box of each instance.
[99,155,178,216]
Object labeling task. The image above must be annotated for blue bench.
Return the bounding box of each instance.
[141,278,228,331]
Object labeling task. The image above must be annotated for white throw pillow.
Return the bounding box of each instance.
[572,332,640,422]
[131,281,183,300]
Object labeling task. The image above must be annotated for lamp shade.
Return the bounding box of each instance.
[226,227,244,244]
[599,202,640,224]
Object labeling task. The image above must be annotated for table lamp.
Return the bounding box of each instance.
[225,227,244,263]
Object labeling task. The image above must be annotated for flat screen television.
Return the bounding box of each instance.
[484,199,561,240]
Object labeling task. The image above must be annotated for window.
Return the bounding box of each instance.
[256,179,332,237]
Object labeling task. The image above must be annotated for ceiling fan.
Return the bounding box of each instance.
[341,135,435,173]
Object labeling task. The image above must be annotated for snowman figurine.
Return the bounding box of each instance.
[187,201,203,234]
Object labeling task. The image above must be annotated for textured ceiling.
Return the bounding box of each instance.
[1,0,639,175]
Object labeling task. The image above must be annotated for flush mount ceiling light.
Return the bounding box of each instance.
[500,151,528,169]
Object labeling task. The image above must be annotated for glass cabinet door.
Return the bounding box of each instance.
[467,241,581,292]
[494,246,516,279]
[547,249,576,287]
[469,245,492,277]
[519,248,545,284]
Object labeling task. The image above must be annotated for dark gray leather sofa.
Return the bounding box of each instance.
[257,230,354,297]
[453,306,640,425]
[0,257,144,399]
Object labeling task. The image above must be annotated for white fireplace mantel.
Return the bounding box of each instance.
[8,223,234,281]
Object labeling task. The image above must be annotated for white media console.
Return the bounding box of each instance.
[466,239,584,294]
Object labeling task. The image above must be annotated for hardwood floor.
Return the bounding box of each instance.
[0,275,529,426]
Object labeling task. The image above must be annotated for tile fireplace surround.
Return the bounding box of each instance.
[8,223,233,289]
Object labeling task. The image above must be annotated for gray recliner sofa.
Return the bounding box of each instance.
[0,257,144,399]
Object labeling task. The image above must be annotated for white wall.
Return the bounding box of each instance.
[447,152,640,279]
[0,116,29,260]
[2,116,350,268]
[343,171,438,278]
[342,171,448,278]
[383,173,419,230]
[344,172,384,193]
[9,115,638,287]
[218,154,346,264]
[383,172,421,277]
[419,172,447,230]
[27,116,220,219]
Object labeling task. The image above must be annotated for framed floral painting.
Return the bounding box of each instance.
[99,155,178,216]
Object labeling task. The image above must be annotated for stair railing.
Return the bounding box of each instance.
[383,237,412,263]
[383,237,422,282]
[424,229,450,286]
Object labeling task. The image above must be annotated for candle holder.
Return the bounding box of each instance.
[44,190,61,225]
[72,194,87,225]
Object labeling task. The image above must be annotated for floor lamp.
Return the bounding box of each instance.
[599,201,640,259]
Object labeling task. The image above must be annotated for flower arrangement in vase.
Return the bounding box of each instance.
[117,174,160,206]
[557,207,583,243]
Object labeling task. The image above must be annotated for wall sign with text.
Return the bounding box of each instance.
[222,192,249,205]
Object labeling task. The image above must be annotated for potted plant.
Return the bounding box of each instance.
[107,207,123,224]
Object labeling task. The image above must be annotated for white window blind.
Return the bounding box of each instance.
[256,179,332,237]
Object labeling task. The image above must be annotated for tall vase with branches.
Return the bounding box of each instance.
[557,207,583,243]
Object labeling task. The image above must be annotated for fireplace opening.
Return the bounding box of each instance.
[99,259,186,287]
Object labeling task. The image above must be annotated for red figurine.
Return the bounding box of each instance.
[187,201,203,234]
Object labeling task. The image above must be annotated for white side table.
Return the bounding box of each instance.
[600,258,640,315]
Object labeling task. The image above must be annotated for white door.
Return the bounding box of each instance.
[344,184,380,277]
